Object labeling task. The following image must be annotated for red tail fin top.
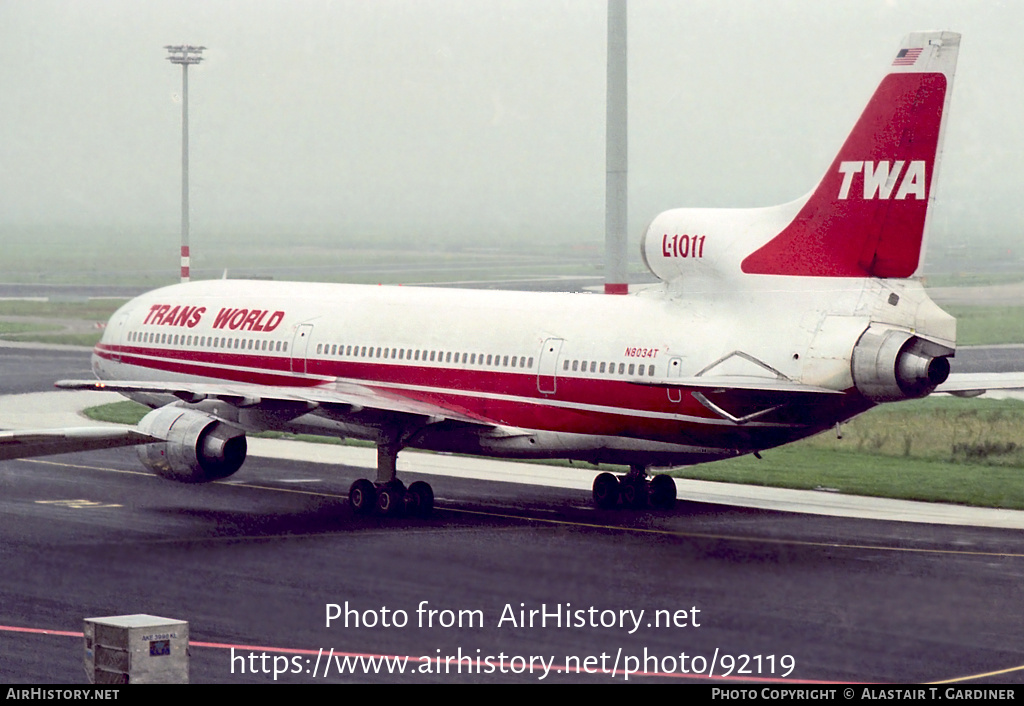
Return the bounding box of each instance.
[742,32,959,278]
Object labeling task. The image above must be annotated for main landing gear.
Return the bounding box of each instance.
[348,441,434,518]
[592,465,677,511]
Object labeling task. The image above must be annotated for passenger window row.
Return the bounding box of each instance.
[563,359,656,377]
[127,330,289,352]
[126,330,654,378]
[315,343,535,370]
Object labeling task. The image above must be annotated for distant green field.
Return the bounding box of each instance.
[0,225,604,286]
[83,395,1024,510]
[0,300,127,319]
[0,300,126,347]
[0,321,59,336]
[944,305,1024,345]
[677,446,1024,509]
[668,396,1024,509]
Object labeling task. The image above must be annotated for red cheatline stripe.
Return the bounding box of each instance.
[89,344,827,443]
[1,624,81,638]
[95,342,710,414]
[604,283,628,295]
[89,347,761,439]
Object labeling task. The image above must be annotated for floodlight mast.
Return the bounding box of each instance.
[604,0,628,295]
[165,45,205,283]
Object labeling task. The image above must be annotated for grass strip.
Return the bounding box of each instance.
[943,305,1024,346]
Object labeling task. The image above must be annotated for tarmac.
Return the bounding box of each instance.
[3,389,1024,530]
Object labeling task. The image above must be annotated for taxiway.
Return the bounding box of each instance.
[1,343,1023,683]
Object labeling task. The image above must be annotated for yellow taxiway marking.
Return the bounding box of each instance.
[929,663,1024,684]
[20,457,1024,558]
[18,458,1024,685]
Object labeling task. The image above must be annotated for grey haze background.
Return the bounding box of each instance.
[1,0,1020,274]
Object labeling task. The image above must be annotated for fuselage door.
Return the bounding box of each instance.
[291,324,314,374]
[537,337,564,394]
[666,356,684,403]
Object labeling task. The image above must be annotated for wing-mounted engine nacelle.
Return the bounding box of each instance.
[137,406,247,483]
[851,327,952,403]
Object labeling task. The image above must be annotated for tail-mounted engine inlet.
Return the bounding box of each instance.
[851,326,952,403]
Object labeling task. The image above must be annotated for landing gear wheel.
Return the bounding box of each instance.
[620,477,648,509]
[349,478,377,515]
[406,481,434,518]
[592,472,620,509]
[648,474,677,510]
[376,480,407,517]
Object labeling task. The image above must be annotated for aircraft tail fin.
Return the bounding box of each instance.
[741,31,960,278]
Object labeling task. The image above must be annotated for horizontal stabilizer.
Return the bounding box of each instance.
[935,373,1024,397]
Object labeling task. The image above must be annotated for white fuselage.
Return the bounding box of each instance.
[89,277,914,467]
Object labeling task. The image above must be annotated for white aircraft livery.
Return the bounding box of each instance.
[3,31,1016,517]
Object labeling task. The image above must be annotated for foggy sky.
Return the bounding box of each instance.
[1,0,1021,251]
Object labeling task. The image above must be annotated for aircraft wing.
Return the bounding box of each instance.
[0,426,158,461]
[54,378,496,427]
[934,373,1024,397]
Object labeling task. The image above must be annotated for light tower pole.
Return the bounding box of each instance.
[165,45,205,283]
[604,0,628,295]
